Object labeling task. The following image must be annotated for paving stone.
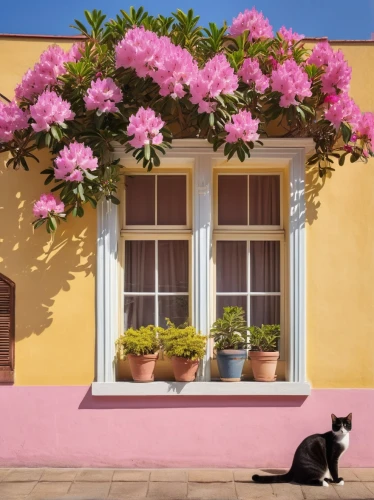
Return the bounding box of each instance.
[271,482,304,499]
[234,469,263,483]
[188,482,236,499]
[113,469,150,482]
[188,469,234,483]
[364,482,374,494]
[40,468,78,482]
[0,481,37,497]
[148,481,187,498]
[350,468,374,481]
[331,481,374,498]
[108,481,148,498]
[0,468,9,481]
[235,482,273,499]
[301,484,340,499]
[339,468,360,482]
[75,468,114,482]
[151,469,188,482]
[64,481,111,499]
[27,480,71,497]
[2,468,44,482]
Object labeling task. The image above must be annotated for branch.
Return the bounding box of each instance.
[0,93,11,103]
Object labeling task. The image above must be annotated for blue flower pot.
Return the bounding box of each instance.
[216,349,247,382]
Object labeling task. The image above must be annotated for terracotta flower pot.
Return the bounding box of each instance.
[171,356,199,382]
[249,351,279,382]
[127,353,158,382]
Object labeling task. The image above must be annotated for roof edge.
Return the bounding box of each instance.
[0,33,85,40]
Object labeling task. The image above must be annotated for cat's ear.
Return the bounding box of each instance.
[331,414,337,423]
[346,413,352,422]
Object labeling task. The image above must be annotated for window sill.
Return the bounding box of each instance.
[92,381,311,397]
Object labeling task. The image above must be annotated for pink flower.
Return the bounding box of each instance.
[324,95,340,104]
[30,90,75,132]
[127,107,165,148]
[115,27,198,98]
[278,27,304,45]
[229,8,273,41]
[351,133,357,142]
[15,45,78,101]
[0,101,29,142]
[225,110,260,143]
[67,42,84,62]
[271,60,312,108]
[344,145,353,153]
[238,58,270,93]
[308,42,351,95]
[308,41,334,67]
[54,142,98,181]
[84,77,123,114]
[324,93,360,130]
[189,54,238,113]
[356,112,374,143]
[33,193,65,219]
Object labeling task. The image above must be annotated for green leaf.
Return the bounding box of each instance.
[110,195,120,205]
[78,183,85,201]
[50,126,62,141]
[209,113,215,127]
[144,144,151,160]
[341,122,352,144]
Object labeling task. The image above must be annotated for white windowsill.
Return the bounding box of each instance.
[92,381,311,397]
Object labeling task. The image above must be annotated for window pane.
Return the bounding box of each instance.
[158,296,189,328]
[216,241,247,292]
[216,296,247,320]
[125,241,155,292]
[124,296,155,329]
[125,175,155,225]
[158,240,188,292]
[157,175,187,225]
[250,241,280,293]
[218,175,247,225]
[250,296,280,327]
[249,175,280,225]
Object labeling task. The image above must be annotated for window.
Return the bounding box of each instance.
[94,140,310,395]
[122,172,191,329]
[214,173,285,356]
[0,273,15,384]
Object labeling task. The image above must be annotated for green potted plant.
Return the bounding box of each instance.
[210,306,248,382]
[160,319,206,382]
[116,325,163,382]
[248,324,280,382]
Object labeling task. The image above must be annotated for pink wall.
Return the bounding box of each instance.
[0,387,373,468]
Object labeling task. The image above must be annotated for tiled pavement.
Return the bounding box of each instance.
[0,468,374,499]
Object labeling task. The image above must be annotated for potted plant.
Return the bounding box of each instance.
[248,324,280,382]
[116,325,163,382]
[210,306,248,382]
[160,319,206,382]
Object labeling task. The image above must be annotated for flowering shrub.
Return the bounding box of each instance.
[0,6,373,232]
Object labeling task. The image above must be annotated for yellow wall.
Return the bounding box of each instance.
[0,38,96,384]
[1,37,374,387]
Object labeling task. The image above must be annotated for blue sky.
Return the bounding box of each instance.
[1,0,374,40]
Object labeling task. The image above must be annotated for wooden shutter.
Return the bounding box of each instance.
[0,273,15,383]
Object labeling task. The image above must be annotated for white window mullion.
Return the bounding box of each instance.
[194,156,212,382]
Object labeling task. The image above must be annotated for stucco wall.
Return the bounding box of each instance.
[0,38,96,385]
[1,37,374,389]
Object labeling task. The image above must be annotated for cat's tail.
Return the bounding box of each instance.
[252,471,292,483]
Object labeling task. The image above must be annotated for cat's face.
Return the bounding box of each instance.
[331,413,352,435]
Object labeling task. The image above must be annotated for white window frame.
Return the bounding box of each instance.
[92,138,313,396]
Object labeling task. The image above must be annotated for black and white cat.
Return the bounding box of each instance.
[252,413,352,487]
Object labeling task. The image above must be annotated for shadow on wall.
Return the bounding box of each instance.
[305,166,326,226]
[0,150,96,342]
[78,387,308,410]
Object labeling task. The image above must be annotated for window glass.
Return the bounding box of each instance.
[157,175,186,225]
[249,175,280,225]
[218,175,247,225]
